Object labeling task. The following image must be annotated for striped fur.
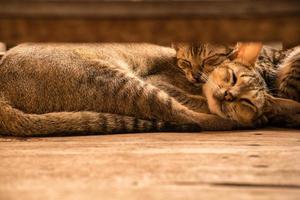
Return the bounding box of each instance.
[0,43,241,136]
[277,47,300,101]
[173,43,234,85]
[202,43,300,127]
[174,43,300,102]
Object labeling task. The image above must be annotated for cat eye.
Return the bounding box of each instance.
[204,57,220,65]
[178,59,192,69]
[224,68,236,84]
[204,54,227,65]
[231,71,237,85]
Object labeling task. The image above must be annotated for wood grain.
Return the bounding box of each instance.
[1,0,299,18]
[1,17,300,48]
[0,0,299,47]
[1,129,300,200]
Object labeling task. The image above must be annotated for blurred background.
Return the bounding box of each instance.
[0,0,300,49]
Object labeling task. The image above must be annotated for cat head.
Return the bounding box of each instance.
[172,43,234,85]
[203,43,300,125]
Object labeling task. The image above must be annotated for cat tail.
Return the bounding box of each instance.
[277,47,300,101]
[0,100,200,136]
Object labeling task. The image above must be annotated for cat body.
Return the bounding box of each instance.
[276,47,300,101]
[1,43,192,115]
[0,43,240,136]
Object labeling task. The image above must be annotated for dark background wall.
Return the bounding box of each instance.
[0,0,300,47]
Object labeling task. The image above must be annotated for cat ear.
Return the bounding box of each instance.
[229,42,262,66]
[264,94,300,117]
[227,43,241,60]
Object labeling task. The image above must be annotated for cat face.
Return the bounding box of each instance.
[173,43,234,85]
[203,60,266,125]
[203,43,300,125]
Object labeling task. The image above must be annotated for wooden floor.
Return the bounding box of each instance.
[1,129,300,200]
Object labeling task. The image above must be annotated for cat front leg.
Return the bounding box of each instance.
[91,61,241,131]
[147,80,210,113]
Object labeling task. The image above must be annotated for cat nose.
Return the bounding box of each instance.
[224,90,234,101]
[194,75,201,82]
[193,74,205,83]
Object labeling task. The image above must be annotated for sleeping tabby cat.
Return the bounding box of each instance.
[202,43,300,126]
[0,43,241,136]
[0,43,298,136]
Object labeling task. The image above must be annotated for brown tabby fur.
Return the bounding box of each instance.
[277,47,300,101]
[1,43,298,136]
[0,43,243,136]
[172,43,233,85]
[173,43,300,102]
[202,43,300,127]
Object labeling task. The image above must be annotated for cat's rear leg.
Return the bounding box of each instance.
[146,79,210,113]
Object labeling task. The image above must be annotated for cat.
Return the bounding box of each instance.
[0,43,298,137]
[173,42,300,102]
[202,43,300,127]
[0,43,246,136]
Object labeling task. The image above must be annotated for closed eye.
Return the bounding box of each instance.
[231,70,237,85]
[203,54,218,64]
[204,54,228,65]
[178,59,192,69]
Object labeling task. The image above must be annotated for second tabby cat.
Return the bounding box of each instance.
[202,43,300,126]
[173,42,300,102]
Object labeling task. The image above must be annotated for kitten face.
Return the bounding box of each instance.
[173,43,234,85]
[203,61,266,125]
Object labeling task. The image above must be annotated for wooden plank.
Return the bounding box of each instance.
[1,16,300,48]
[0,1,299,46]
[1,129,300,200]
[0,0,299,18]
